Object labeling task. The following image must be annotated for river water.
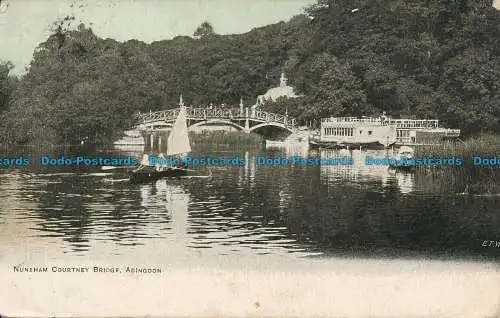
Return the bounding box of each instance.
[1,144,499,317]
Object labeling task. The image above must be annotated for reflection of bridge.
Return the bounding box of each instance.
[134,107,297,136]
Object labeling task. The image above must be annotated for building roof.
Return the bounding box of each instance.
[253,72,300,108]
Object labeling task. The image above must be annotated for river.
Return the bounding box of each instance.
[0,144,499,317]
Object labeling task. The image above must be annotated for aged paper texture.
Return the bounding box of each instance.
[1,0,500,317]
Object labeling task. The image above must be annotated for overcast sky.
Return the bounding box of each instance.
[0,0,316,74]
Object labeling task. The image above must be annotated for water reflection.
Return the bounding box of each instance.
[393,172,415,194]
[319,149,416,194]
[0,147,499,262]
[183,167,316,256]
[267,142,310,157]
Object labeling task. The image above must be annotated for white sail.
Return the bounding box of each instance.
[167,106,191,156]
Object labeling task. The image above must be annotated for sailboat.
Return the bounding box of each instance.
[129,100,192,184]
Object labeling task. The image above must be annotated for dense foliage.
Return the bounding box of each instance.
[0,0,499,145]
[0,61,16,116]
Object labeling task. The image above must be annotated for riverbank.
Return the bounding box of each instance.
[414,135,500,194]
[415,135,500,161]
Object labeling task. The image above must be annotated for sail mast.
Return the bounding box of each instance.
[166,95,191,156]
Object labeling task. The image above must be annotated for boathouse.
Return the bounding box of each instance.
[320,117,397,147]
[319,116,460,147]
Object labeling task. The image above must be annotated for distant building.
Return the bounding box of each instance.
[252,72,301,110]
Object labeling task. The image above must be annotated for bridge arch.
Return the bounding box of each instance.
[188,120,246,132]
[141,121,172,129]
[249,122,294,134]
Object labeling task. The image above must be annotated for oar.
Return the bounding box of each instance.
[170,166,198,172]
[101,165,137,171]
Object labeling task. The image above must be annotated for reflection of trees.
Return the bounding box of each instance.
[16,167,172,252]
[21,175,93,251]
[283,180,500,259]
[8,147,500,260]
[183,152,315,253]
[183,150,500,260]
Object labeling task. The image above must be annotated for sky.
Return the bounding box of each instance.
[1,0,499,75]
[0,0,316,74]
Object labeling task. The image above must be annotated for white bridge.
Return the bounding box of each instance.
[134,106,297,136]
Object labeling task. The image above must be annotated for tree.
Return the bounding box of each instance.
[0,61,15,113]
[2,0,500,146]
[193,21,215,39]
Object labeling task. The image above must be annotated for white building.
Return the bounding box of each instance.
[252,72,301,110]
[320,116,461,147]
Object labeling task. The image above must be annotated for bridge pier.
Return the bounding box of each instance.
[142,130,168,152]
[244,106,250,133]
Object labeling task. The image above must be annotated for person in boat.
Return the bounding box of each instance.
[135,154,155,172]
[176,155,187,169]
[170,154,187,170]
[156,153,172,172]
[155,153,187,171]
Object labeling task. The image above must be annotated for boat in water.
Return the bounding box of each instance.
[129,104,192,184]
[129,166,188,183]
[389,146,415,172]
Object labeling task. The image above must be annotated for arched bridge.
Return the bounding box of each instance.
[134,107,297,137]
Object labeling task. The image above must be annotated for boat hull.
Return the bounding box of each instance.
[309,140,391,150]
[388,164,415,172]
[129,168,188,183]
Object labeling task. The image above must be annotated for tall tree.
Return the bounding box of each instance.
[0,61,15,113]
[193,21,215,39]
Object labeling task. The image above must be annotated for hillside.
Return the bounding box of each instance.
[0,0,499,146]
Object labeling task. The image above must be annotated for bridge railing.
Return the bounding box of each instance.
[136,109,178,123]
[135,107,296,128]
[252,110,295,128]
[188,107,245,119]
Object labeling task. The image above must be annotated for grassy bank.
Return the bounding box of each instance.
[415,135,500,162]
[414,135,500,195]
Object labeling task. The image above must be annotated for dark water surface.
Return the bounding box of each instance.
[1,145,499,264]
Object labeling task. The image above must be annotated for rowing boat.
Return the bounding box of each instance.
[129,167,188,183]
[129,95,192,184]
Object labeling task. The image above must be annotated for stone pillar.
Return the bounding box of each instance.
[141,130,149,151]
[239,96,244,116]
[245,106,250,133]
